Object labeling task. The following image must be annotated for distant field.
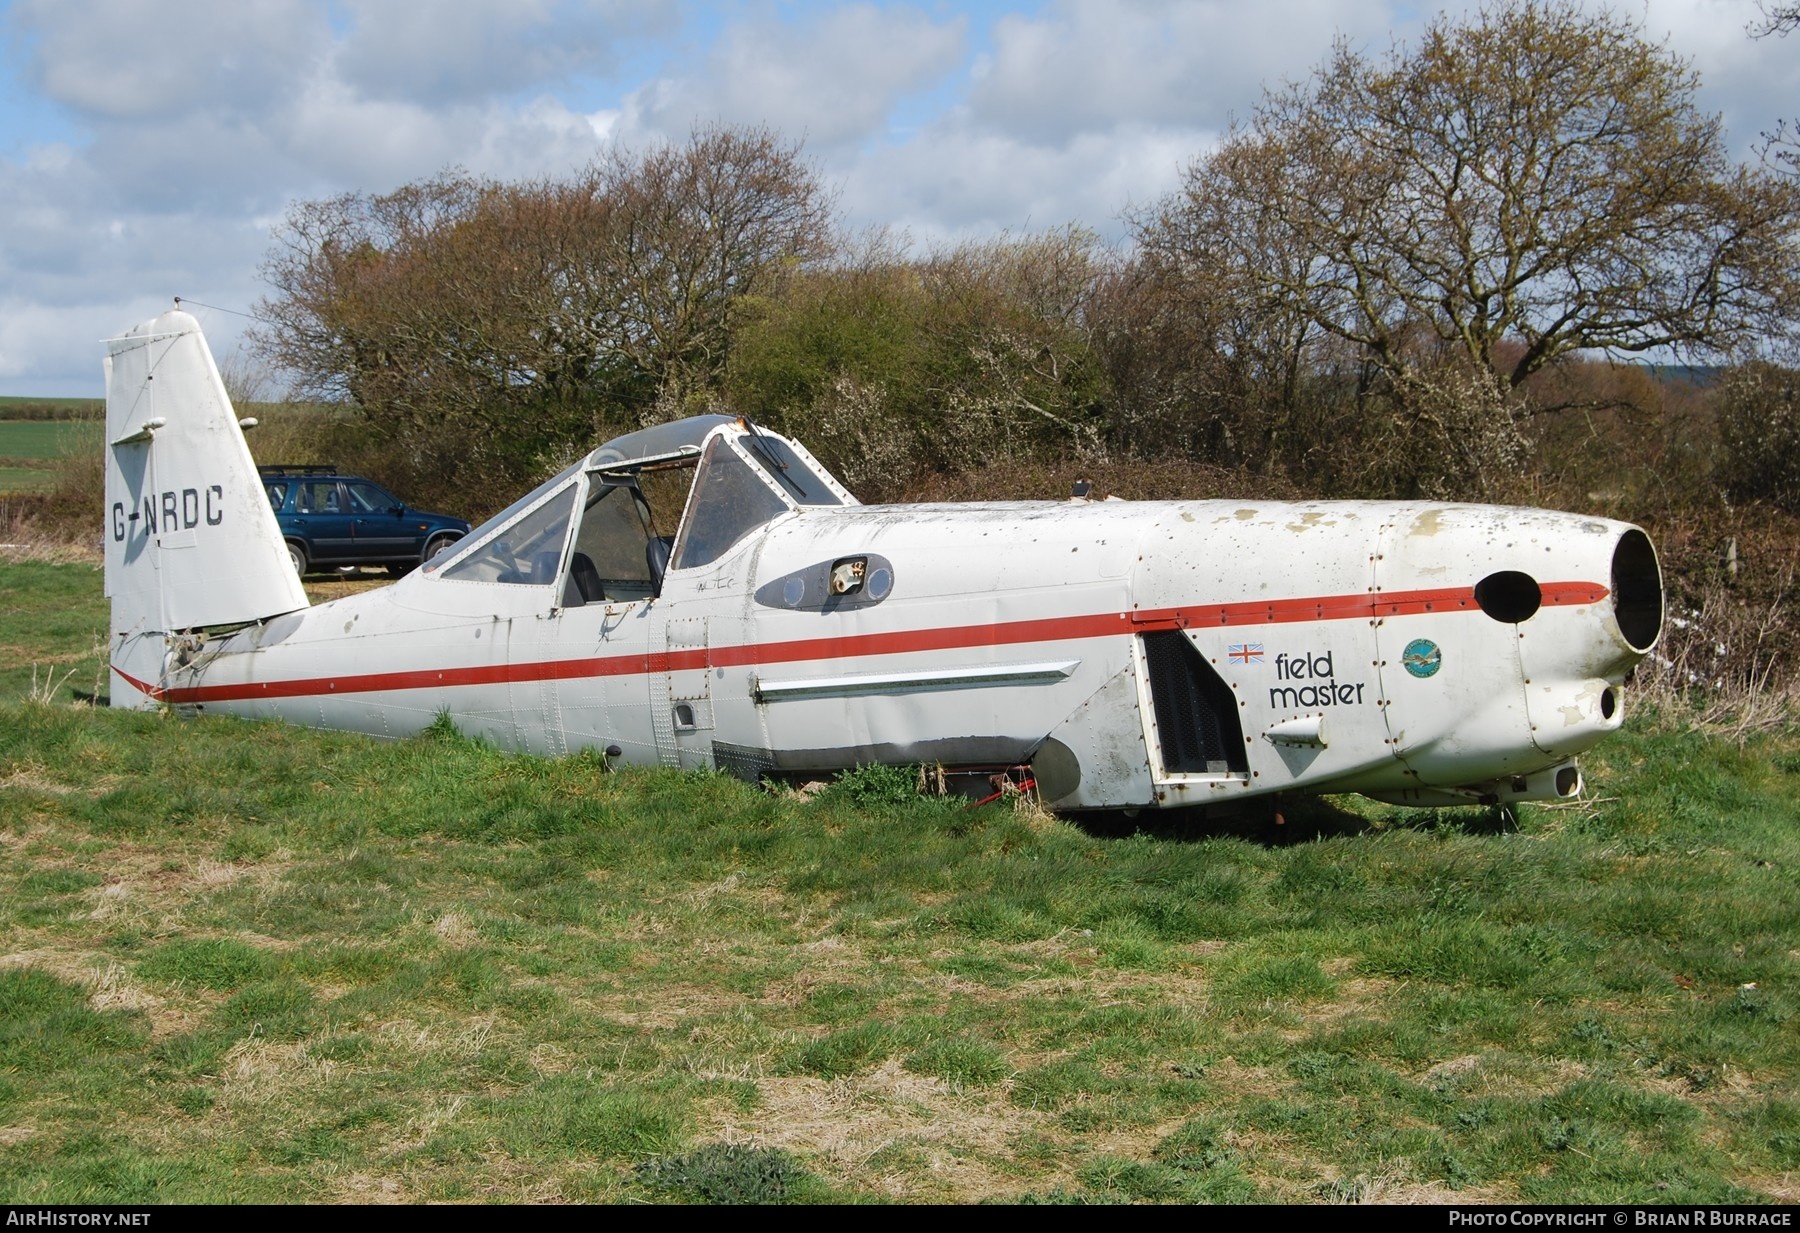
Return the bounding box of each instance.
[0,419,101,461]
[0,466,57,493]
[0,396,102,421]
[0,403,351,497]
[0,420,101,495]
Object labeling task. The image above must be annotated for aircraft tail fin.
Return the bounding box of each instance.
[103,308,308,707]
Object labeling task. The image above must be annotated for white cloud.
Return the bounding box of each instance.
[332,0,676,105]
[14,0,324,121]
[1,0,1795,394]
[965,0,1404,143]
[621,3,966,148]
[0,209,269,396]
[840,122,1199,246]
[275,84,613,189]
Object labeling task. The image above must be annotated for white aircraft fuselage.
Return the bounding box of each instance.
[103,310,1665,813]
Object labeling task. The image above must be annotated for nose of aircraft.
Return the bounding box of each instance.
[1360,508,1664,796]
[1512,524,1663,765]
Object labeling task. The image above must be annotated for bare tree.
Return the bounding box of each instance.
[584,124,837,418]
[1752,2,1799,38]
[251,126,834,500]
[1752,2,1799,180]
[1143,1,1800,405]
[1112,148,1332,472]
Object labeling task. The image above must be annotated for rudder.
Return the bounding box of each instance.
[103,308,308,707]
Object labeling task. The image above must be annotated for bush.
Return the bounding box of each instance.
[635,1143,811,1203]
[1719,362,1800,514]
[817,763,922,810]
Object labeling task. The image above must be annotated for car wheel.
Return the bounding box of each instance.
[423,533,461,563]
[286,541,308,577]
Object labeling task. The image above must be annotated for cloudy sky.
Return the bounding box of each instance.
[1,0,1794,396]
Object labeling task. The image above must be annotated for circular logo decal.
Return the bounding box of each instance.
[1402,638,1442,678]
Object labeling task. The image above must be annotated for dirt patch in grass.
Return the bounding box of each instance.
[583,983,756,1031]
[712,1058,1053,1201]
[215,1038,337,1108]
[1420,1053,1485,1087]
[325,1170,411,1205]
[0,644,97,668]
[71,841,295,927]
[0,543,99,567]
[366,1015,507,1072]
[431,910,478,948]
[457,1152,606,1204]
[757,937,877,1007]
[1313,1166,1516,1205]
[0,762,115,797]
[0,946,198,1037]
[1740,1174,1800,1203]
[1202,1055,1291,1101]
[1411,1051,1589,1099]
[302,576,392,604]
[1285,974,1398,1035]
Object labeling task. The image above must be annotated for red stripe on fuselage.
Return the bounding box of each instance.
[124,580,1610,705]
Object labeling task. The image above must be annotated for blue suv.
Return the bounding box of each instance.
[260,465,470,577]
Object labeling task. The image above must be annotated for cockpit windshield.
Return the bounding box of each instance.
[736,427,843,506]
[423,461,579,578]
[427,419,853,593]
[671,436,791,570]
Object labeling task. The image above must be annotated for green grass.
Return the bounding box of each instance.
[0,421,101,461]
[0,466,57,494]
[0,560,1796,1203]
[0,560,108,702]
[0,420,102,495]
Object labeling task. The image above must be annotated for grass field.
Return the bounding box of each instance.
[0,421,101,461]
[0,421,103,496]
[0,468,55,494]
[1,559,1796,1204]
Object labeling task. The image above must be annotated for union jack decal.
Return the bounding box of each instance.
[1228,642,1264,664]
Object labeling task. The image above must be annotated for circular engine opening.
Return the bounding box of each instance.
[1600,687,1617,720]
[1555,766,1581,797]
[1475,570,1543,623]
[1611,529,1664,651]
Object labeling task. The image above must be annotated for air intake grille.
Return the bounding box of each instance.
[1142,630,1247,774]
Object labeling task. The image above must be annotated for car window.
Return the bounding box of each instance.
[346,482,394,514]
[296,481,341,514]
[265,482,288,510]
[438,484,577,585]
[672,436,789,571]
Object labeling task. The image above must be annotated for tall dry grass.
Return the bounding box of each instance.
[1633,569,1799,737]
[1,443,103,561]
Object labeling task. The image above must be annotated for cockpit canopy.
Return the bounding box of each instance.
[424,416,855,602]
[584,413,738,471]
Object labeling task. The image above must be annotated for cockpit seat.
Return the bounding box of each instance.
[646,536,673,595]
[563,552,605,607]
